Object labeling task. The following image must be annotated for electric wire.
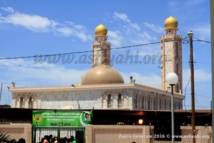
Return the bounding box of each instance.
[195,94,206,109]
[183,77,191,110]
[0,37,210,61]
[193,37,211,43]
[195,94,211,99]
[0,41,161,60]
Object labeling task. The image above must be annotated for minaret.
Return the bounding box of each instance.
[161,16,183,93]
[92,24,111,67]
[81,24,124,85]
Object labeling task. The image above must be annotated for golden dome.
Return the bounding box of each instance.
[82,65,124,85]
[95,24,107,36]
[164,16,178,28]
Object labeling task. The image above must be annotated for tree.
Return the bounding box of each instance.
[0,130,10,143]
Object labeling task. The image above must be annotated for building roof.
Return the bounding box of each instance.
[8,82,185,99]
[81,64,124,85]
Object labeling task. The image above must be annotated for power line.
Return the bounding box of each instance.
[185,94,211,99]
[0,37,210,61]
[0,41,161,60]
[193,37,211,43]
[195,94,211,99]
[195,94,206,109]
[185,105,211,108]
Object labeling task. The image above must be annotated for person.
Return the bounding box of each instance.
[17,138,26,143]
[50,135,54,143]
[84,113,90,121]
[54,137,58,143]
[70,136,76,143]
[43,139,48,143]
[58,138,66,143]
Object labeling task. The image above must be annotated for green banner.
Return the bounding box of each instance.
[32,110,92,127]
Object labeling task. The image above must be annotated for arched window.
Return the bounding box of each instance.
[20,97,24,108]
[118,94,122,108]
[148,96,150,110]
[159,97,162,110]
[135,95,138,108]
[153,97,157,110]
[29,97,33,108]
[107,94,112,108]
[141,96,144,109]
[168,99,171,109]
[163,98,166,110]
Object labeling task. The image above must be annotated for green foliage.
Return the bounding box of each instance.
[0,130,10,143]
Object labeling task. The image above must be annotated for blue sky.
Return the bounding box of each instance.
[0,0,211,109]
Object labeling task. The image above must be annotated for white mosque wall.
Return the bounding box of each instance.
[12,88,183,110]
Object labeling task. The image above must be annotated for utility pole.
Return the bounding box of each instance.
[188,31,195,143]
[211,0,214,141]
[0,83,3,102]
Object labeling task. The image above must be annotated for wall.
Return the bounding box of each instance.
[0,124,32,143]
[12,89,133,110]
[181,126,212,143]
[85,125,212,143]
[85,125,152,143]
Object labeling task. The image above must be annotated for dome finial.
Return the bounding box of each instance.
[164,16,178,29]
[95,24,107,36]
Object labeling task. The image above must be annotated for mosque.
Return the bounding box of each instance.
[3,16,212,143]
[8,16,184,110]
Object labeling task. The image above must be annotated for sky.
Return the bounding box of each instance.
[0,0,211,109]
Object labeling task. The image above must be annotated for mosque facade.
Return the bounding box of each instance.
[8,16,185,110]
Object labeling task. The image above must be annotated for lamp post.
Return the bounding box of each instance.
[188,30,196,143]
[166,72,178,143]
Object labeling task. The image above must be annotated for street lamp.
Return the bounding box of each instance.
[188,30,196,143]
[166,72,178,143]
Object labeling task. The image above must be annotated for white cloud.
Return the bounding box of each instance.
[191,24,210,39]
[194,69,211,82]
[0,59,86,86]
[75,32,93,42]
[0,59,162,88]
[55,25,92,41]
[110,12,160,48]
[0,59,89,105]
[66,21,86,30]
[138,32,154,41]
[183,69,211,84]
[122,72,161,88]
[143,22,164,34]
[0,13,56,32]
[108,30,123,47]
[55,27,73,36]
[113,12,130,22]
[113,12,140,31]
[130,32,160,52]
[0,7,92,41]
[1,7,14,13]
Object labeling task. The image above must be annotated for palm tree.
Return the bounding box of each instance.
[0,130,10,143]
